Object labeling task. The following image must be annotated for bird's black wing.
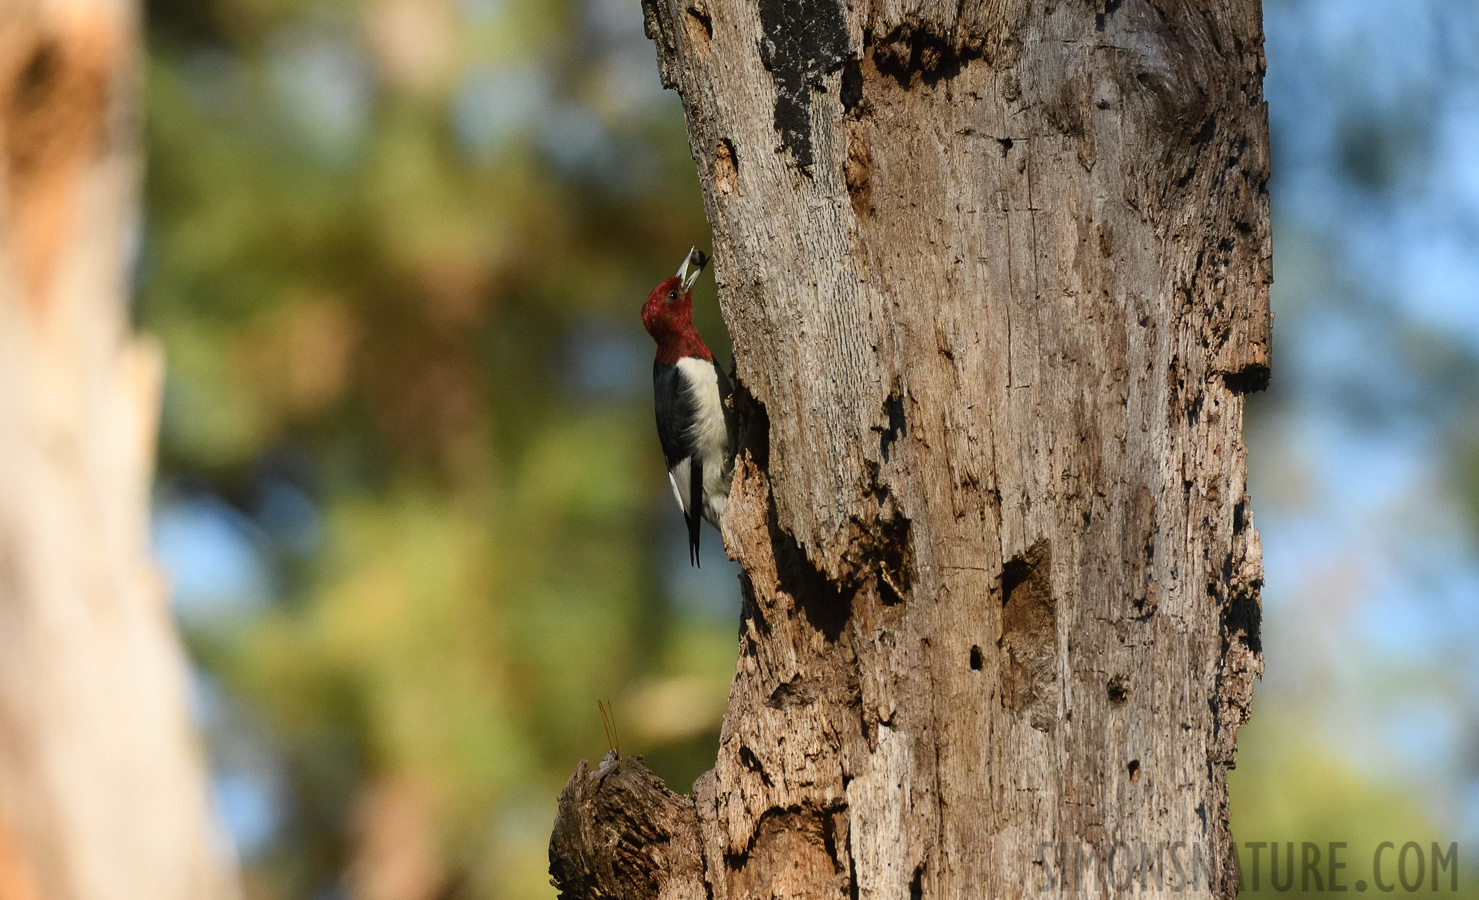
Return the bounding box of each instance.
[654,361,701,565]
[653,362,692,470]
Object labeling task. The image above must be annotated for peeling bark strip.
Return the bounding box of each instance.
[554,0,1272,896]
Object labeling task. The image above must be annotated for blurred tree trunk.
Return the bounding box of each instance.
[552,1,1270,898]
[0,3,233,899]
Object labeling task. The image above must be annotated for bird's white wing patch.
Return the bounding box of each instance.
[667,457,692,516]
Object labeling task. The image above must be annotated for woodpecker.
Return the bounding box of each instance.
[642,247,735,566]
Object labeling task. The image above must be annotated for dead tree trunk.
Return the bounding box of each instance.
[553,1,1270,897]
[0,3,234,899]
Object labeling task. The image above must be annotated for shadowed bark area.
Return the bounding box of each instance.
[553,0,1270,896]
[0,2,233,898]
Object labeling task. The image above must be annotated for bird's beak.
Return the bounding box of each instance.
[677,246,709,293]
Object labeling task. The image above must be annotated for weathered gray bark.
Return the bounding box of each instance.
[553,0,1269,897]
[0,3,234,899]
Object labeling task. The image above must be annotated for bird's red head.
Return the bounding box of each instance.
[642,248,712,364]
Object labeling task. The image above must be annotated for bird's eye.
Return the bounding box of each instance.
[667,290,678,301]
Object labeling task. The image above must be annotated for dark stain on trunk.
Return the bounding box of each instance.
[756,0,849,172]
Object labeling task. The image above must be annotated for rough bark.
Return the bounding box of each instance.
[0,3,234,899]
[550,754,708,900]
[553,0,1269,897]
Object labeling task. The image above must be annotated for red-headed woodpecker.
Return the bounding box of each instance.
[642,247,735,566]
